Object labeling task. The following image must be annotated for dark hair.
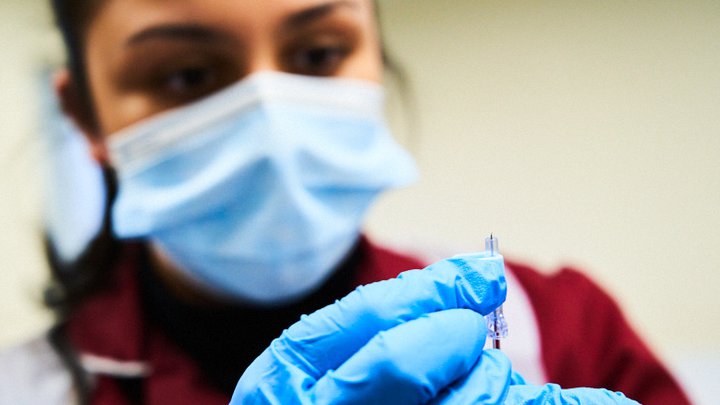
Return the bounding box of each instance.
[44,166,120,317]
[46,4,115,316]
[47,2,118,311]
[44,166,119,405]
[49,0,104,130]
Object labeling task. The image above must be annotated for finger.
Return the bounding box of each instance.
[506,385,641,404]
[279,253,506,379]
[311,309,489,405]
[429,349,514,405]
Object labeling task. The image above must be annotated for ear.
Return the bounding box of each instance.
[53,68,110,164]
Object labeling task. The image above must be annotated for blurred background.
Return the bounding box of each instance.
[1,0,718,403]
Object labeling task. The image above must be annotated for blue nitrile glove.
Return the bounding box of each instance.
[430,352,639,404]
[230,253,638,405]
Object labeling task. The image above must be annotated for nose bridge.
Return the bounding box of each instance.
[245,36,281,76]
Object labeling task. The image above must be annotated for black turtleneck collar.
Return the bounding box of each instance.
[138,242,363,395]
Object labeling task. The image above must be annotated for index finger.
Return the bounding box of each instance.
[276,253,506,380]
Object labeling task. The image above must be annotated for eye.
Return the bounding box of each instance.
[162,65,219,98]
[285,45,350,77]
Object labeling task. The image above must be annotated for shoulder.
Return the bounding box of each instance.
[506,260,623,322]
[505,260,692,404]
[508,260,601,292]
[505,260,626,349]
[354,236,428,285]
[0,333,75,404]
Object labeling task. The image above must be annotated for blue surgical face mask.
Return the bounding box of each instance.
[108,71,417,304]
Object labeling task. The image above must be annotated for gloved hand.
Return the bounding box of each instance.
[431,363,638,404]
[230,253,638,404]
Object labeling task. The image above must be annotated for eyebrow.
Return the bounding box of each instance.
[126,24,237,47]
[125,0,358,47]
[283,0,358,30]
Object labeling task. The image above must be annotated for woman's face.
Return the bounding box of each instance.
[75,0,381,141]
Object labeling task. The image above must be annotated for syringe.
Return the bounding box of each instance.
[484,234,508,349]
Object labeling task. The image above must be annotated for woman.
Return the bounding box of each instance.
[0,0,689,403]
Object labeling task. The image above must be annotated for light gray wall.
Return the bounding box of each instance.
[0,0,55,347]
[373,0,720,349]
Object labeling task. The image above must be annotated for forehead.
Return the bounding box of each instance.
[85,0,373,39]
